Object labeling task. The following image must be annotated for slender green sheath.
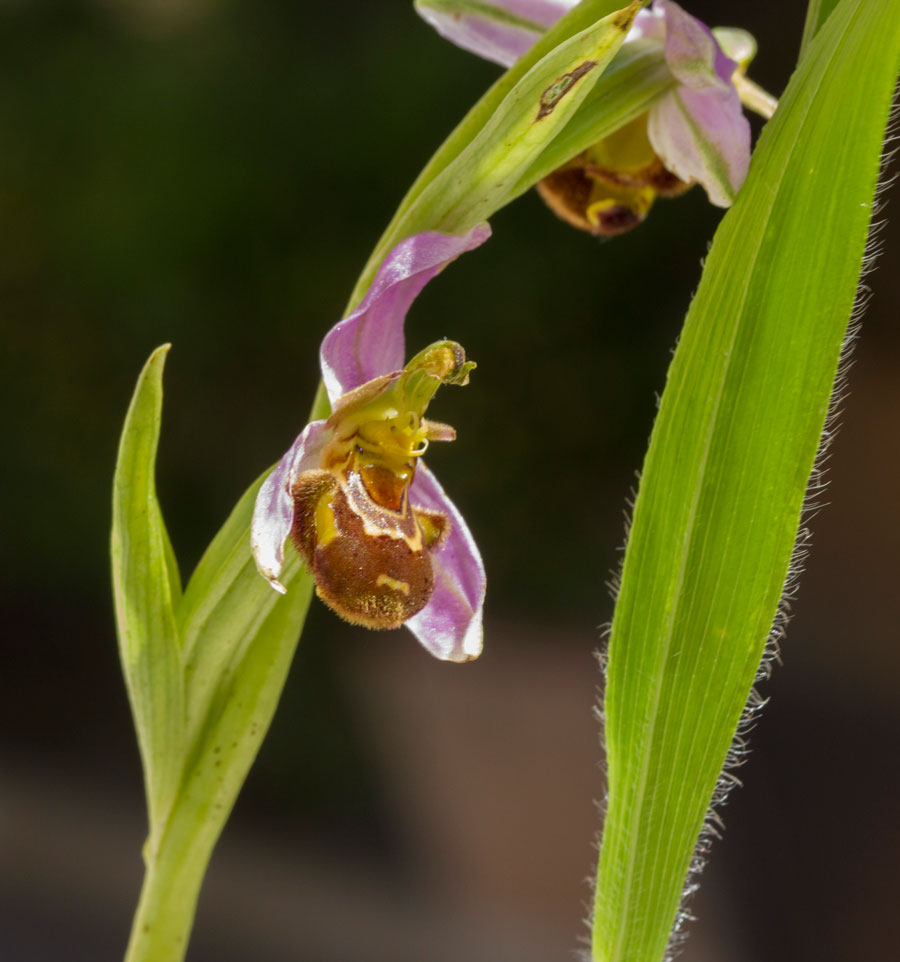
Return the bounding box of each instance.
[124,548,312,962]
[399,0,635,218]
[410,6,638,234]
[593,2,900,961]
[111,346,184,847]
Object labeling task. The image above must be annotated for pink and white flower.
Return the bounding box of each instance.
[251,225,490,662]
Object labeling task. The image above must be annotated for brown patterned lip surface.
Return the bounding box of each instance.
[291,472,435,630]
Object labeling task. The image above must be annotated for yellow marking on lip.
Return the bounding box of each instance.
[376,574,411,596]
[314,492,339,548]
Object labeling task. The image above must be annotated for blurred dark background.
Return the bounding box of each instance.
[2,1,899,960]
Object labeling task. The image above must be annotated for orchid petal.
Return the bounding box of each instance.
[627,4,665,44]
[648,84,750,207]
[406,464,485,662]
[643,0,748,207]
[251,420,329,592]
[320,224,491,407]
[415,0,576,68]
[657,0,736,90]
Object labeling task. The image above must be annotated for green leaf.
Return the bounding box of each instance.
[348,0,645,310]
[111,344,184,839]
[177,471,310,755]
[124,474,314,962]
[113,355,317,962]
[593,2,900,960]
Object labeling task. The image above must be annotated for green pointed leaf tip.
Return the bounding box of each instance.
[111,344,185,837]
[593,2,900,961]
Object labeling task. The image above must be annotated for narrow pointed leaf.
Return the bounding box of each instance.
[111,344,184,836]
[594,2,900,961]
[124,475,314,962]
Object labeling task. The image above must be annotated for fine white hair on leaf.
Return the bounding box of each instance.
[660,84,900,962]
[586,80,900,962]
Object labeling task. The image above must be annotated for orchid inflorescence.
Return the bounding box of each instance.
[249,0,775,660]
[251,0,773,659]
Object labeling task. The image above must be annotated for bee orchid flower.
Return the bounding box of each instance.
[251,224,490,662]
[417,0,766,233]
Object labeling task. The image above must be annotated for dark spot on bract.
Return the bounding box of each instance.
[536,60,598,121]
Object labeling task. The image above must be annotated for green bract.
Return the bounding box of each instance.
[349,0,651,308]
[593,1,900,959]
[516,36,672,198]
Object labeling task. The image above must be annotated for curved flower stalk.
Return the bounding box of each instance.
[417,0,773,233]
[252,225,490,662]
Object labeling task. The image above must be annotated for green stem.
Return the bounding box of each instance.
[124,809,216,962]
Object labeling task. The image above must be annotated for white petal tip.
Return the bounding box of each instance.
[443,614,485,663]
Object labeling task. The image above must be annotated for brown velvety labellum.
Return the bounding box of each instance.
[536,146,692,237]
[537,168,645,237]
[536,167,596,233]
[291,468,447,630]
